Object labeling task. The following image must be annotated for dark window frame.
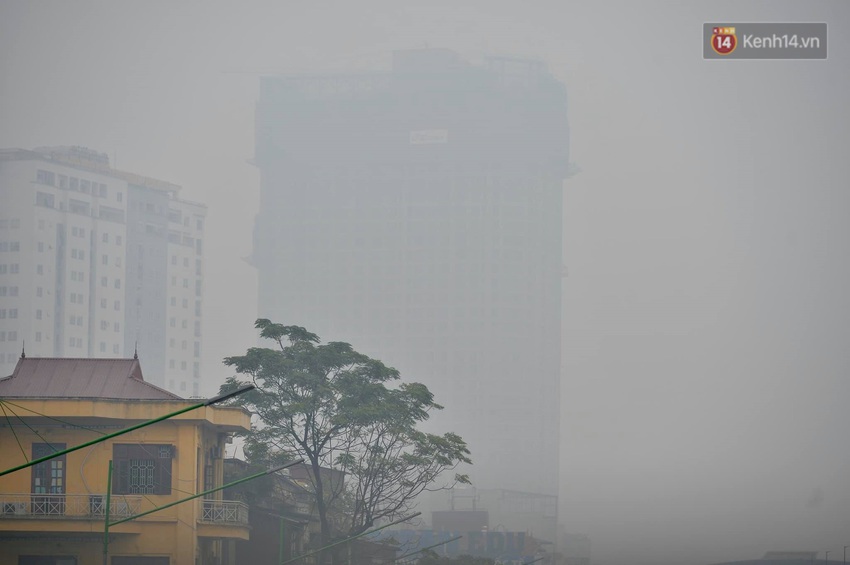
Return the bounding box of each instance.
[112,444,173,495]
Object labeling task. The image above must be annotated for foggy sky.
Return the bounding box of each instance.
[2,2,849,564]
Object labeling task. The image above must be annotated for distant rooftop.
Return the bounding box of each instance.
[0,145,182,195]
[0,356,183,401]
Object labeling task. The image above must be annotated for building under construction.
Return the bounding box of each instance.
[252,48,570,540]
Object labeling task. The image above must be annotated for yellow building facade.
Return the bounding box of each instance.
[0,356,252,565]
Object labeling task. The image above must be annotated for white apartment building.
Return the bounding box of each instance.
[0,147,205,396]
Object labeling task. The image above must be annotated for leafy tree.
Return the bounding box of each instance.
[220,319,472,554]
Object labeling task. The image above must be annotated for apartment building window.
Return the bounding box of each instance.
[194,322,201,338]
[116,192,123,203]
[99,184,107,197]
[102,255,108,265]
[36,310,42,320]
[114,279,121,289]
[169,360,175,369]
[36,192,55,208]
[70,177,78,190]
[170,297,176,306]
[181,340,187,350]
[0,288,6,297]
[36,170,55,185]
[100,342,106,353]
[116,235,122,246]
[112,444,172,495]
[36,265,44,275]
[183,257,189,267]
[10,241,20,251]
[101,298,107,308]
[10,286,18,296]
[101,321,109,330]
[81,180,90,194]
[182,298,188,309]
[169,317,175,328]
[113,300,120,311]
[114,322,120,332]
[194,342,200,357]
[36,287,43,297]
[0,310,6,319]
[10,263,18,273]
[8,331,16,341]
[101,276,108,287]
[102,233,109,243]
[180,361,187,371]
[113,344,120,354]
[182,278,188,288]
[59,174,68,189]
[35,332,42,342]
[0,265,5,274]
[181,320,187,329]
[9,309,18,319]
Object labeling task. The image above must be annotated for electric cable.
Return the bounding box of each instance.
[1,401,28,462]
[0,399,107,436]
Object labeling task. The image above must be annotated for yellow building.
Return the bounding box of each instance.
[0,355,252,565]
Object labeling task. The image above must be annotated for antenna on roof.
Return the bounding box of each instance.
[21,341,26,359]
[133,341,138,360]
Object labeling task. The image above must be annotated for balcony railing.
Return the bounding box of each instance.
[200,500,249,526]
[0,494,142,519]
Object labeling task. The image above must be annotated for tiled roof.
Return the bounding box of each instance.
[0,357,183,400]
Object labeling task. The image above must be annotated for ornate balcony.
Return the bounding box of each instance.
[0,493,142,519]
[200,500,249,526]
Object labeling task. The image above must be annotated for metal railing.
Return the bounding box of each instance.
[200,500,249,525]
[0,493,141,519]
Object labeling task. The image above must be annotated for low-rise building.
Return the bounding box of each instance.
[0,355,251,565]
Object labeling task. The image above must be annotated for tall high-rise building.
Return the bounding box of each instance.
[0,146,206,396]
[253,49,569,524]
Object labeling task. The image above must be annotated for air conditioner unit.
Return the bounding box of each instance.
[3,502,26,515]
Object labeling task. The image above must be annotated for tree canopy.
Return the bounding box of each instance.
[219,319,472,548]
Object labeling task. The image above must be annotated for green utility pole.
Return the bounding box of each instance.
[102,460,113,565]
[109,460,302,527]
[0,384,255,478]
[102,460,302,565]
[384,535,464,564]
[281,512,422,565]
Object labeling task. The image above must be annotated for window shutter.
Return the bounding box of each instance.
[155,455,172,495]
[113,459,129,494]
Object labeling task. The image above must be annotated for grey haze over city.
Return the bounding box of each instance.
[1,1,849,565]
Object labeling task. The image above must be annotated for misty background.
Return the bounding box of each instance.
[2,2,849,564]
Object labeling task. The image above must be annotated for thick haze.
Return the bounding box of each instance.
[2,2,849,564]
